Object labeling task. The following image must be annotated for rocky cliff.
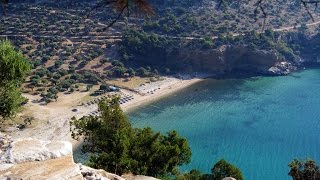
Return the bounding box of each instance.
[133,44,296,76]
[0,133,158,180]
[121,29,320,77]
[165,45,286,75]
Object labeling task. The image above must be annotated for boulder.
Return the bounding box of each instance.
[78,164,125,180]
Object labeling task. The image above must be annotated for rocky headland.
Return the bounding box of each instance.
[120,30,320,78]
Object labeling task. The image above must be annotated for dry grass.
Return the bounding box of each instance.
[106,77,150,89]
[77,84,100,102]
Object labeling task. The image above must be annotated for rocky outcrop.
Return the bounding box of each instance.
[79,164,125,180]
[0,133,158,180]
[0,138,72,164]
[0,133,81,180]
[267,61,297,75]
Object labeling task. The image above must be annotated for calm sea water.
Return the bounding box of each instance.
[128,68,320,180]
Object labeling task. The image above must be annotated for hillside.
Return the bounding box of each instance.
[143,0,319,36]
[0,0,320,102]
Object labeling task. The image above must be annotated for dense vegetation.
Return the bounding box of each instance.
[70,96,191,176]
[143,0,318,36]
[0,40,30,123]
[118,28,301,71]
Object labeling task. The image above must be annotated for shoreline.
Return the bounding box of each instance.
[73,76,207,156]
[121,77,206,113]
[7,67,315,153]
[6,75,209,150]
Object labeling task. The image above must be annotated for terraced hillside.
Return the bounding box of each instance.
[0,0,320,103]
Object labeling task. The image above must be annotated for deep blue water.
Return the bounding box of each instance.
[128,68,320,180]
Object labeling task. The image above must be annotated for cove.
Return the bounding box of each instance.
[128,68,320,180]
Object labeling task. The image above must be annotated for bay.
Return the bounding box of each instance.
[128,68,320,180]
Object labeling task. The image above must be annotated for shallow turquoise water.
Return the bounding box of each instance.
[128,68,320,180]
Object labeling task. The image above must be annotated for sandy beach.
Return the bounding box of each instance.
[7,75,208,148]
[121,77,205,112]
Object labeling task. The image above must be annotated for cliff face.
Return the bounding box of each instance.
[0,133,158,180]
[299,34,320,64]
[163,45,284,75]
[132,44,289,76]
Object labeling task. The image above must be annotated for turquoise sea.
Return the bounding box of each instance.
[128,68,320,180]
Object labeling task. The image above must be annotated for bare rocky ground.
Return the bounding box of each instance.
[0,132,158,180]
[8,91,95,147]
